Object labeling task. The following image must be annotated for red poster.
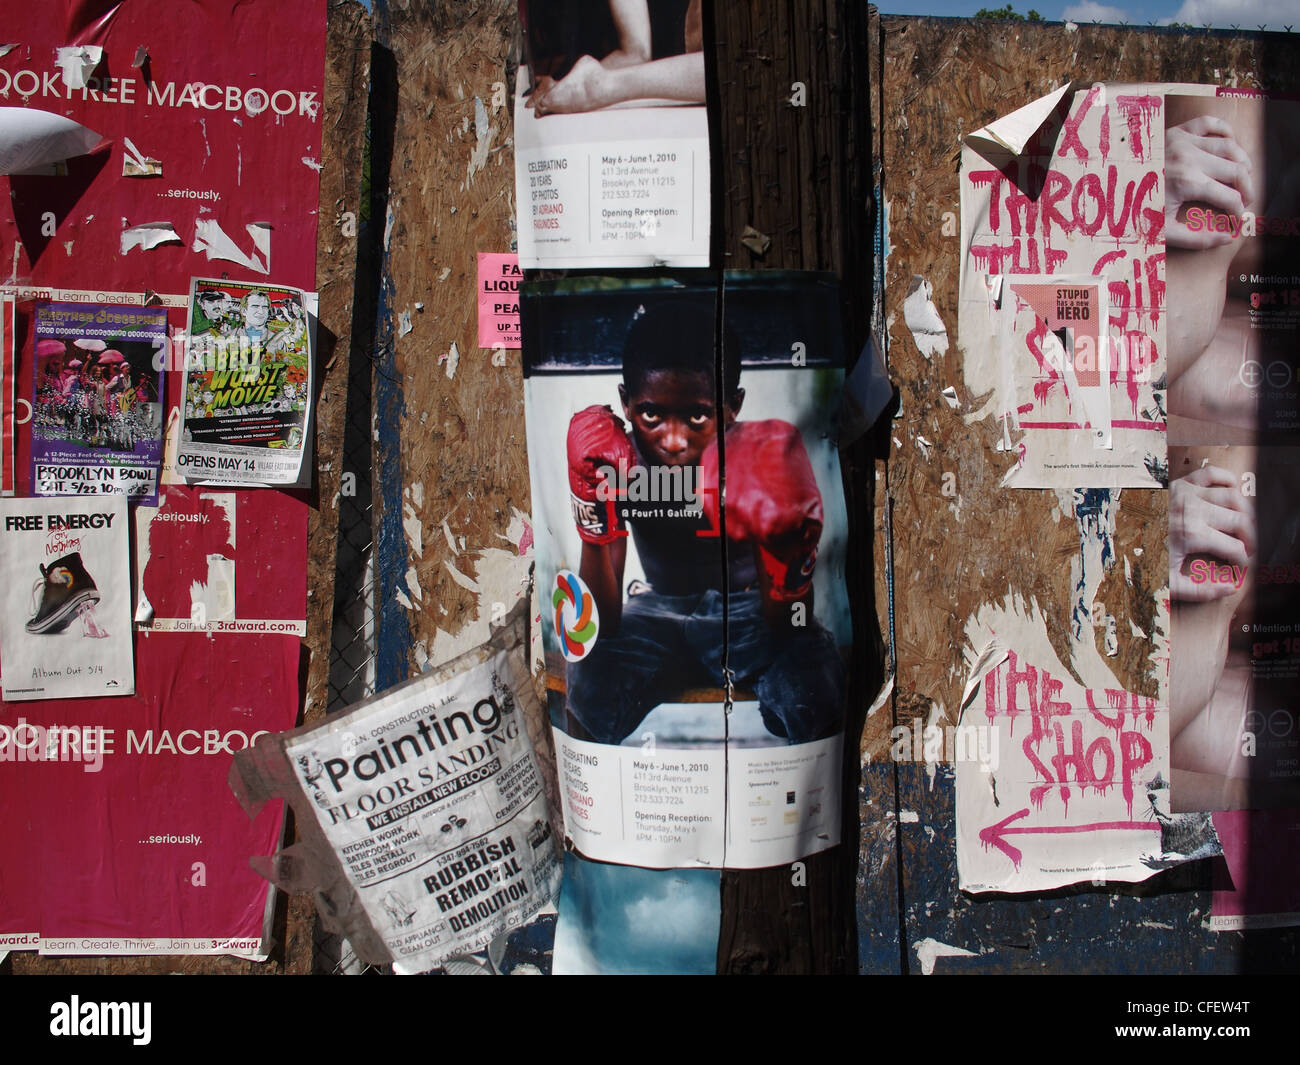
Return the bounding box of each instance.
[0,0,323,956]
[0,634,300,955]
[1,1,325,295]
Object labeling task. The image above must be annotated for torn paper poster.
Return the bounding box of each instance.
[552,853,720,975]
[1,3,325,295]
[1169,444,1300,812]
[0,632,300,958]
[29,301,167,503]
[192,219,269,275]
[133,484,307,636]
[959,83,1210,487]
[993,277,1112,454]
[477,252,521,349]
[1166,91,1300,445]
[523,273,851,870]
[120,222,181,254]
[121,136,161,177]
[0,495,133,701]
[513,1,710,268]
[176,278,313,486]
[1209,809,1300,931]
[955,594,1191,893]
[957,641,1175,893]
[902,275,949,358]
[230,604,562,975]
[54,45,102,91]
[838,331,893,446]
[0,107,101,175]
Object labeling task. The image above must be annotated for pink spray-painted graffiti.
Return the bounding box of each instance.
[967,90,1166,425]
[979,650,1160,869]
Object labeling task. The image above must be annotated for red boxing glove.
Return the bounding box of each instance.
[701,420,823,601]
[567,405,637,544]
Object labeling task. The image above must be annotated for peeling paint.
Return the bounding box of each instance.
[466,95,495,181]
[192,218,269,273]
[121,221,181,254]
[902,274,949,358]
[444,558,480,593]
[912,937,977,975]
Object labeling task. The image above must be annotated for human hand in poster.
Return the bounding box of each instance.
[1169,464,1255,602]
[567,404,636,544]
[525,0,704,115]
[1164,116,1256,250]
[702,420,824,608]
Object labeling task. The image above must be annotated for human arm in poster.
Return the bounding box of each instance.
[526,0,704,115]
[1169,464,1255,603]
[1169,448,1256,810]
[1164,101,1259,400]
[568,404,636,632]
[702,420,824,623]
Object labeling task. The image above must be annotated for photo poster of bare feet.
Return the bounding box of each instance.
[0,494,132,701]
[514,0,710,268]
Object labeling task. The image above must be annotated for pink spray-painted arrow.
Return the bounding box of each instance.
[979,807,1161,868]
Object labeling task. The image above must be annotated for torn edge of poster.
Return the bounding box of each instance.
[954,597,1218,894]
[0,107,102,175]
[230,603,562,974]
[955,82,1214,488]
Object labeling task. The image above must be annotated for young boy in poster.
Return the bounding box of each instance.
[563,303,844,747]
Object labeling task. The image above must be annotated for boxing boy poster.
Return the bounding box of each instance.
[523,273,850,871]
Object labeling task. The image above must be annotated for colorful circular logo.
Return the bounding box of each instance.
[553,569,599,662]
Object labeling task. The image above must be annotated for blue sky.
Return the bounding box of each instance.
[877,0,1300,30]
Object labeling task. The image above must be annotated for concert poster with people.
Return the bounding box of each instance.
[30,301,166,504]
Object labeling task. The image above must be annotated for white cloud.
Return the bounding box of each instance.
[1172,0,1299,27]
[1063,1,1133,22]
[623,878,718,946]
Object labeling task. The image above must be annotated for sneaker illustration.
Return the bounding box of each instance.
[26,553,101,634]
